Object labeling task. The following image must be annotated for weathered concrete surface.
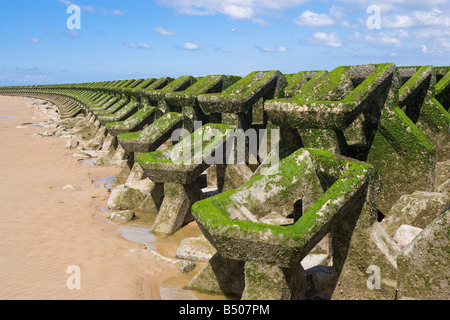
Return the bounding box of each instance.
[383,191,450,237]
[393,225,423,249]
[176,236,217,262]
[107,179,154,211]
[152,183,202,235]
[396,210,449,300]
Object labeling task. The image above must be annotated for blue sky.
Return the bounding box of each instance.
[0,0,449,85]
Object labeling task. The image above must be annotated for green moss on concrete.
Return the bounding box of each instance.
[191,148,376,266]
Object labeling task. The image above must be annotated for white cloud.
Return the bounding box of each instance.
[333,0,448,12]
[138,43,151,49]
[382,14,415,28]
[307,32,342,47]
[183,42,199,50]
[158,0,311,23]
[22,36,40,44]
[155,27,178,36]
[382,9,450,28]
[341,21,357,28]
[256,45,288,53]
[58,0,123,16]
[293,10,335,27]
[329,6,346,19]
[252,17,270,26]
[222,4,253,19]
[214,46,230,53]
[351,29,409,47]
[65,30,80,38]
[179,40,208,50]
[123,41,151,49]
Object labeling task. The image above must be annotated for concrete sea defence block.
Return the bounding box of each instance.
[117,112,184,154]
[105,105,156,136]
[189,149,389,299]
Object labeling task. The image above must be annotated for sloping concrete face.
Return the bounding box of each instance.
[105,105,156,137]
[396,210,449,300]
[117,112,184,154]
[137,123,235,185]
[1,63,449,300]
[397,66,450,162]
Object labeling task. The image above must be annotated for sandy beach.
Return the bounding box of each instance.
[0,96,185,300]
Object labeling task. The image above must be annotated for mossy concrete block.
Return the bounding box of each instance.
[241,262,306,300]
[198,71,288,115]
[138,182,164,214]
[152,182,202,235]
[92,97,129,116]
[437,179,450,194]
[138,123,234,185]
[143,76,195,105]
[191,148,383,299]
[187,253,245,296]
[165,75,238,108]
[383,191,450,236]
[284,70,327,98]
[105,106,156,136]
[265,64,392,130]
[107,179,153,211]
[435,160,450,188]
[98,102,139,125]
[108,210,135,222]
[265,64,439,213]
[101,133,116,152]
[398,66,450,162]
[125,162,144,185]
[367,105,436,213]
[222,164,253,192]
[397,210,450,300]
[300,128,346,154]
[435,66,450,110]
[163,75,239,131]
[118,112,184,154]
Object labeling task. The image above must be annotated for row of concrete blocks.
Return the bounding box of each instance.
[0,63,449,300]
[2,64,449,213]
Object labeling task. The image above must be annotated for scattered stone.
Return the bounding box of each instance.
[301,254,330,271]
[107,180,153,211]
[65,139,79,149]
[107,210,135,222]
[63,184,81,191]
[40,131,54,137]
[149,250,196,273]
[176,236,217,262]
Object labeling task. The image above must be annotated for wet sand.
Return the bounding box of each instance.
[0,96,183,300]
